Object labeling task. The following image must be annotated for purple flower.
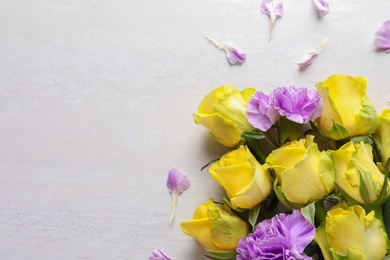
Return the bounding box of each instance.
[205,35,246,65]
[236,210,315,260]
[261,0,284,42]
[246,87,323,131]
[149,248,173,260]
[271,86,323,124]
[374,20,390,53]
[313,0,329,18]
[247,92,279,131]
[167,168,190,222]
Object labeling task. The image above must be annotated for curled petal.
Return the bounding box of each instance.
[297,53,318,70]
[374,20,390,52]
[167,168,190,222]
[297,36,328,70]
[205,35,246,65]
[313,0,329,18]
[149,248,173,260]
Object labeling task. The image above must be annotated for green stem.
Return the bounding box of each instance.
[246,138,266,164]
[314,200,327,223]
[326,139,338,150]
[276,117,302,145]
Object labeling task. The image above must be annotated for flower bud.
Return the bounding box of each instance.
[194,85,255,147]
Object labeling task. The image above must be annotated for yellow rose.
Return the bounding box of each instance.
[331,141,388,204]
[373,108,390,166]
[209,145,272,209]
[265,135,335,208]
[180,199,249,252]
[193,84,255,147]
[315,74,377,140]
[315,203,388,260]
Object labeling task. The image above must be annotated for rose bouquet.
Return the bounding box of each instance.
[179,74,390,260]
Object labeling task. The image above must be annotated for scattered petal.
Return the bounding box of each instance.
[374,20,390,53]
[149,248,173,260]
[167,168,190,222]
[205,35,246,65]
[313,0,329,18]
[297,36,328,70]
[260,0,284,42]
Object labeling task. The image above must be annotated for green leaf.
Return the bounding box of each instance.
[382,198,390,244]
[242,131,266,141]
[329,248,347,260]
[309,121,328,141]
[300,202,316,225]
[358,167,378,204]
[366,157,390,209]
[328,118,350,140]
[248,204,261,231]
[350,135,370,144]
[273,178,299,209]
[222,198,246,213]
[205,249,237,260]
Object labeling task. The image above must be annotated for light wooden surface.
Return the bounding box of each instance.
[0,1,389,259]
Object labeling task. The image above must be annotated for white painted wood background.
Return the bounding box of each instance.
[0,0,389,259]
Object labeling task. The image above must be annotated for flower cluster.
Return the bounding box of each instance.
[179,74,390,260]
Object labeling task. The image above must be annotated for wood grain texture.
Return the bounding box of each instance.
[0,0,389,259]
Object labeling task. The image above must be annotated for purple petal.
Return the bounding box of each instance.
[260,0,284,41]
[149,248,173,260]
[297,53,318,70]
[247,92,279,131]
[167,168,190,194]
[223,45,247,65]
[282,211,316,252]
[313,0,329,18]
[298,36,328,69]
[205,35,247,65]
[374,20,390,52]
[261,0,283,17]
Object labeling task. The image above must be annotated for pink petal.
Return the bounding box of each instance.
[260,0,284,42]
[297,53,318,70]
[205,35,247,65]
[374,20,390,52]
[167,168,190,222]
[223,45,247,65]
[167,168,190,194]
[149,248,173,260]
[297,36,328,69]
[313,0,329,18]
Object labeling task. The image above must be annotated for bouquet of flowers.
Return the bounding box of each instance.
[178,74,390,260]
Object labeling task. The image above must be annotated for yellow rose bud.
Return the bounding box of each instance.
[193,84,255,147]
[315,74,377,140]
[373,108,390,166]
[180,199,249,252]
[209,146,273,209]
[330,141,387,204]
[315,203,388,260]
[265,135,335,208]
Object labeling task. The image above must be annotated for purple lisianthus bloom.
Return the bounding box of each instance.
[271,86,323,124]
[247,91,280,131]
[236,210,315,260]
